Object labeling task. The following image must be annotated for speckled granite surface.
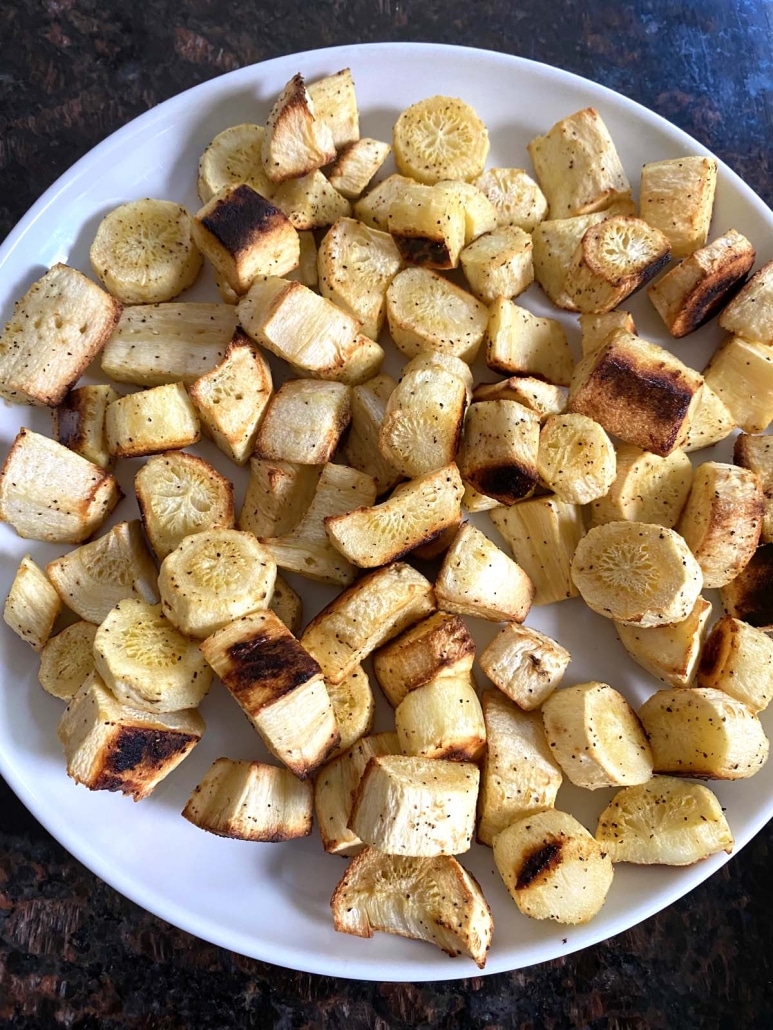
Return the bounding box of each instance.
[1,1,773,1026]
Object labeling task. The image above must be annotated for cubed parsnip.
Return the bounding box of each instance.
[353,173,416,231]
[342,373,402,496]
[272,170,352,231]
[254,380,351,465]
[385,267,488,363]
[106,382,200,459]
[261,72,336,183]
[46,520,159,625]
[493,809,614,925]
[567,329,704,457]
[681,384,737,453]
[435,180,498,243]
[734,433,773,543]
[372,612,475,709]
[457,399,540,505]
[638,687,769,779]
[38,620,97,700]
[479,624,570,711]
[477,690,563,847]
[395,672,486,762]
[387,182,466,269]
[589,443,693,529]
[473,375,568,420]
[531,211,609,310]
[615,595,712,689]
[307,67,359,149]
[101,302,238,387]
[0,428,121,544]
[348,754,480,856]
[325,464,464,568]
[579,310,637,357]
[200,610,339,778]
[300,562,436,685]
[238,458,319,540]
[485,298,574,385]
[54,384,120,469]
[536,413,616,505]
[703,334,773,433]
[268,574,303,635]
[158,529,276,639]
[0,263,121,406]
[527,107,631,217]
[196,123,276,204]
[57,673,204,801]
[188,332,273,465]
[435,521,534,623]
[490,496,584,606]
[93,599,213,714]
[327,138,392,200]
[720,543,773,631]
[261,463,376,586]
[326,665,376,758]
[182,758,313,842]
[459,225,533,303]
[595,776,733,865]
[473,167,548,231]
[3,555,61,651]
[718,258,773,344]
[392,95,489,185]
[697,614,773,713]
[639,156,718,259]
[330,848,493,968]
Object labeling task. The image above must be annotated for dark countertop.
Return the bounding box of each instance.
[1,2,772,1026]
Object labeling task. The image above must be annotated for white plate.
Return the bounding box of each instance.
[1,42,771,982]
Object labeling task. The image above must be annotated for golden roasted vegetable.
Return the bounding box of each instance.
[395,672,486,762]
[38,620,98,700]
[392,95,489,184]
[3,555,61,652]
[261,72,336,183]
[718,258,773,344]
[697,614,773,712]
[254,379,351,466]
[639,156,718,259]
[106,382,201,459]
[589,443,692,529]
[486,298,573,385]
[457,399,540,505]
[54,384,120,469]
[479,624,570,711]
[615,595,712,689]
[536,413,616,505]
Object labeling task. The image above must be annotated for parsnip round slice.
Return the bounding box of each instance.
[197,123,276,204]
[570,520,703,627]
[536,413,616,504]
[493,809,614,925]
[38,620,97,700]
[595,776,734,865]
[392,95,490,184]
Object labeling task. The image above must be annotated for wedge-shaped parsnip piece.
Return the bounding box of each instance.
[90,199,202,304]
[0,263,121,406]
[57,672,204,801]
[435,521,534,623]
[473,375,568,420]
[38,620,97,699]
[54,384,120,469]
[101,302,237,387]
[676,461,763,589]
[542,682,653,789]
[491,496,584,606]
[477,690,563,846]
[261,463,376,586]
[315,732,399,856]
[537,413,615,504]
[385,267,488,363]
[589,444,692,529]
[579,309,636,357]
[326,464,464,569]
[268,574,302,635]
[94,599,213,713]
[564,216,671,314]
[457,399,540,505]
[254,380,351,465]
[326,665,376,759]
[318,217,402,339]
[135,451,234,561]
[197,123,276,204]
[158,528,276,639]
[301,562,435,685]
[435,179,498,243]
[493,809,614,925]
[616,595,712,689]
[388,182,466,269]
[0,428,121,544]
[567,329,704,457]
[720,543,773,631]
[106,382,200,459]
[527,107,631,217]
[378,357,467,477]
[261,72,336,183]
[182,758,313,842]
[734,433,773,543]
[353,173,416,231]
[201,610,338,778]
[372,611,475,708]
[479,624,570,711]
[718,258,773,344]
[571,521,703,627]
[327,138,392,200]
[395,672,486,762]
[392,95,489,184]
[343,373,402,496]
[681,383,737,453]
[238,458,319,540]
[648,229,755,337]
[486,298,573,385]
[349,754,479,856]
[306,67,359,149]
[474,167,548,231]
[3,555,61,651]
[47,520,159,625]
[697,614,773,713]
[272,170,352,231]
[639,156,717,259]
[639,686,769,779]
[331,848,493,967]
[703,334,773,433]
[460,225,533,303]
[595,776,733,865]
[531,211,609,310]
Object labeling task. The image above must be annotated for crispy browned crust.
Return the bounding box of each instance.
[719,543,773,630]
[197,184,292,258]
[91,725,198,801]
[391,233,456,270]
[466,462,539,505]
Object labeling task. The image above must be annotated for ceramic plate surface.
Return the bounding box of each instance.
[1,42,771,981]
